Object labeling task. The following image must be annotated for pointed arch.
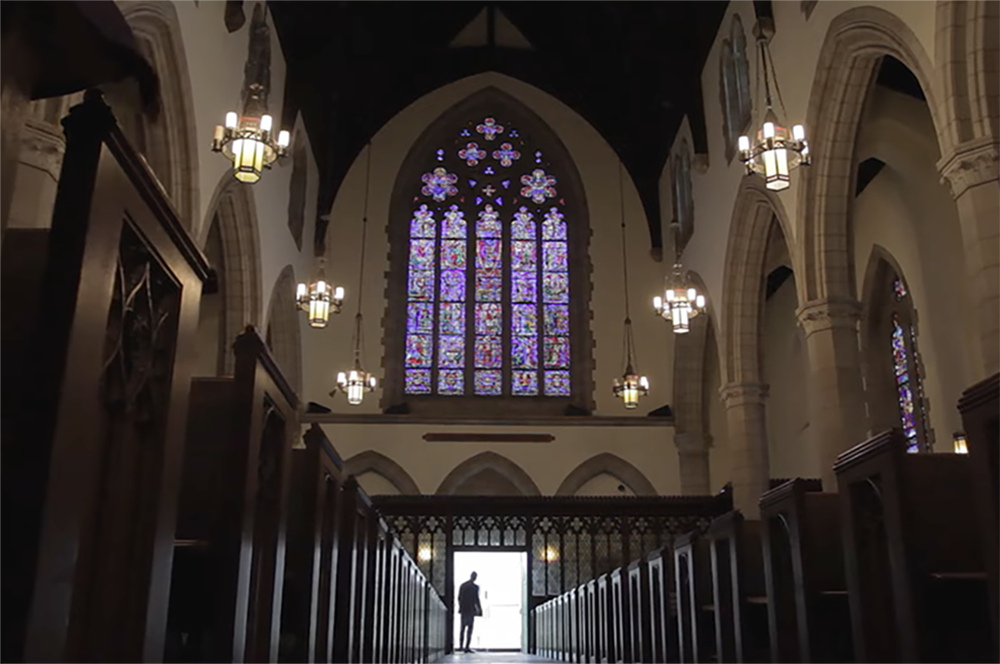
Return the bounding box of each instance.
[119,0,200,231]
[555,453,657,497]
[265,265,302,397]
[721,179,794,386]
[797,5,945,303]
[202,176,263,375]
[344,450,421,495]
[381,85,595,416]
[436,451,541,496]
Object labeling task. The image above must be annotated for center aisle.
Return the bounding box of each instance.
[441,652,558,663]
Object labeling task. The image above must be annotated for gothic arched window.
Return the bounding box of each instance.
[383,90,594,417]
[720,15,752,160]
[672,142,694,252]
[889,277,929,452]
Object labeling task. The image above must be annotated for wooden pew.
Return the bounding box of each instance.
[834,429,992,662]
[627,557,652,664]
[707,511,769,662]
[958,373,999,660]
[647,546,680,663]
[167,327,299,663]
[673,532,716,663]
[278,423,346,663]
[597,573,612,663]
[759,479,852,663]
[611,567,632,663]
[2,89,211,663]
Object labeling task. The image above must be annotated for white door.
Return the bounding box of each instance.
[453,551,526,650]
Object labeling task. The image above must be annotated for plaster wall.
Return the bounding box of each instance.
[357,471,402,497]
[575,473,636,497]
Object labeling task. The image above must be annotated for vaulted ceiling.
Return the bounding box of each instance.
[269,1,731,254]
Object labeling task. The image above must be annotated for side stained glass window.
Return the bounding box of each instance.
[402,116,572,397]
[890,277,928,453]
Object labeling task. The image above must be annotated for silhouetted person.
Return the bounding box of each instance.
[458,571,482,653]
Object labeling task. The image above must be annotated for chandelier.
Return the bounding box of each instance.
[212,111,289,184]
[296,258,345,329]
[333,142,378,406]
[612,162,649,409]
[653,259,707,334]
[738,24,809,191]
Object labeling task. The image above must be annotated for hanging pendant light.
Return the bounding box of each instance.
[653,253,707,334]
[296,258,345,329]
[612,162,650,409]
[332,142,379,406]
[738,23,809,191]
[212,111,289,184]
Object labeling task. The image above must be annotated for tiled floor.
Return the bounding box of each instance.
[441,651,557,663]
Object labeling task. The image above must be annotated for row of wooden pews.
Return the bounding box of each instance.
[2,92,449,663]
[533,374,998,663]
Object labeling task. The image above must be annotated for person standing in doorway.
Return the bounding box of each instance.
[458,571,482,653]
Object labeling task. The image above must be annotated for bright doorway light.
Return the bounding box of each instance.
[453,551,527,651]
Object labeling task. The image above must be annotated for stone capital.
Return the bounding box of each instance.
[795,297,861,336]
[937,137,999,199]
[673,431,714,454]
[719,381,769,407]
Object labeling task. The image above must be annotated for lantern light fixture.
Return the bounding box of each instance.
[953,432,969,454]
[212,111,290,184]
[333,141,379,406]
[653,259,707,334]
[296,258,345,329]
[612,162,650,409]
[738,23,809,191]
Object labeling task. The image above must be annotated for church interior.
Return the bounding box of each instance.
[1,0,997,662]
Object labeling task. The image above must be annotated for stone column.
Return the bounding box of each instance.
[938,138,999,377]
[720,382,769,518]
[673,431,713,495]
[796,297,867,491]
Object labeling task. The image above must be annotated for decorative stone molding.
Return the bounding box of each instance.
[795,297,862,337]
[344,450,421,495]
[436,451,541,496]
[673,431,714,454]
[18,119,66,181]
[937,137,999,199]
[555,452,658,496]
[719,381,769,407]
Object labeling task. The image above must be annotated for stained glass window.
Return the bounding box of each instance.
[402,114,573,397]
[888,276,927,453]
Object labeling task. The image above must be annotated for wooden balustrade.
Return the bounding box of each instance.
[674,531,715,663]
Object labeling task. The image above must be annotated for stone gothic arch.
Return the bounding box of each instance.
[555,453,657,497]
[344,450,421,495]
[436,451,541,496]
[265,265,303,397]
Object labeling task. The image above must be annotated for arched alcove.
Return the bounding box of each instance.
[436,452,541,496]
[344,450,421,495]
[265,265,302,397]
[555,453,657,496]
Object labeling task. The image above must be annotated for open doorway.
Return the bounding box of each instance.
[453,551,527,652]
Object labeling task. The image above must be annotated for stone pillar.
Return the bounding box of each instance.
[1,27,36,237]
[796,297,867,491]
[938,138,999,377]
[720,382,769,518]
[673,431,713,495]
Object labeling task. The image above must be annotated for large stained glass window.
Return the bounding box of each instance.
[402,116,572,397]
[890,277,928,453]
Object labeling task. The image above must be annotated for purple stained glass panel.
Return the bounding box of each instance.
[542,208,566,240]
[893,277,908,301]
[408,270,435,301]
[407,303,433,334]
[440,270,466,302]
[512,208,536,239]
[544,337,570,369]
[512,371,539,396]
[409,239,435,270]
[410,205,435,238]
[512,336,538,369]
[438,369,465,395]
[405,369,432,394]
[512,272,537,303]
[543,273,569,303]
[892,318,918,444]
[544,370,571,396]
[441,240,466,269]
[475,370,502,396]
[543,242,568,272]
[512,304,537,336]
[475,336,502,368]
[439,302,465,336]
[544,305,570,335]
[477,206,502,237]
[405,334,433,367]
[512,241,537,271]
[477,239,502,269]
[441,206,467,238]
[438,335,465,368]
[475,303,503,335]
[476,270,503,302]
